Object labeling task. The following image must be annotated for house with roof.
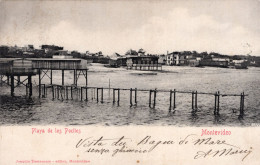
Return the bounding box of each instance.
[166,52,180,65]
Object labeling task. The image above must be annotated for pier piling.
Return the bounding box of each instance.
[192,91,194,110]
[50,70,52,85]
[240,92,245,117]
[153,89,157,108]
[85,87,88,101]
[60,87,64,101]
[214,91,220,115]
[217,91,220,115]
[66,86,68,100]
[173,89,176,110]
[38,84,247,118]
[28,75,32,98]
[118,89,120,104]
[135,88,137,104]
[52,86,54,100]
[169,90,172,111]
[81,87,83,101]
[7,76,9,85]
[191,91,198,112]
[101,88,104,103]
[97,88,99,102]
[62,70,64,86]
[71,86,73,100]
[43,84,46,98]
[130,88,133,106]
[113,89,115,104]
[149,90,152,107]
[195,91,198,110]
[38,69,41,98]
[10,75,14,97]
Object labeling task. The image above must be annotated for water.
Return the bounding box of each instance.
[0,64,259,126]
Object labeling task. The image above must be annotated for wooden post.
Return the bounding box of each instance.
[62,70,64,86]
[149,90,152,108]
[38,69,41,98]
[97,88,99,102]
[81,87,83,101]
[71,86,73,100]
[240,92,245,117]
[50,69,53,85]
[135,88,137,104]
[153,89,157,108]
[28,75,32,98]
[242,92,245,114]
[101,88,104,103]
[60,86,64,101]
[73,70,76,85]
[118,89,120,103]
[173,89,176,109]
[66,86,68,100]
[169,90,172,111]
[26,83,28,96]
[52,85,54,100]
[217,91,220,115]
[43,84,46,98]
[85,70,88,86]
[192,91,194,110]
[113,89,115,104]
[130,88,132,106]
[57,86,60,100]
[85,87,88,101]
[214,92,217,115]
[195,91,198,110]
[17,76,20,86]
[75,70,78,86]
[54,86,56,99]
[11,75,14,97]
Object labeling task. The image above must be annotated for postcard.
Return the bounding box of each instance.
[0,0,260,164]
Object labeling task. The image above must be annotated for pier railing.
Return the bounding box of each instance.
[38,84,247,118]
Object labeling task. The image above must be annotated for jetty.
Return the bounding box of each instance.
[0,58,88,97]
[0,58,246,119]
[40,84,246,118]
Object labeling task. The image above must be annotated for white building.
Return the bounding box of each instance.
[166,52,180,65]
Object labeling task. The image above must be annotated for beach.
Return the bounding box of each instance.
[0,64,259,126]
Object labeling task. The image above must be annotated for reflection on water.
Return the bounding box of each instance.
[0,64,259,126]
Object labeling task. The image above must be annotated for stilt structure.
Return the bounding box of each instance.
[0,58,88,97]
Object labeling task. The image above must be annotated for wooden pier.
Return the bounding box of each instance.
[45,84,247,118]
[0,58,88,97]
[0,58,247,119]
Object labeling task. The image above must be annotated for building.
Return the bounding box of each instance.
[200,58,229,68]
[126,56,162,70]
[166,52,180,65]
[158,55,166,65]
[179,54,187,65]
[41,45,63,53]
[187,58,200,67]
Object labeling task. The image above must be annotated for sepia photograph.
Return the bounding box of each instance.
[0,0,260,164]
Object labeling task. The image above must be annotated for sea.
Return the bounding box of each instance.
[0,64,259,126]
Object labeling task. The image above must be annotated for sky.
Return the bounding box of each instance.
[0,0,260,56]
